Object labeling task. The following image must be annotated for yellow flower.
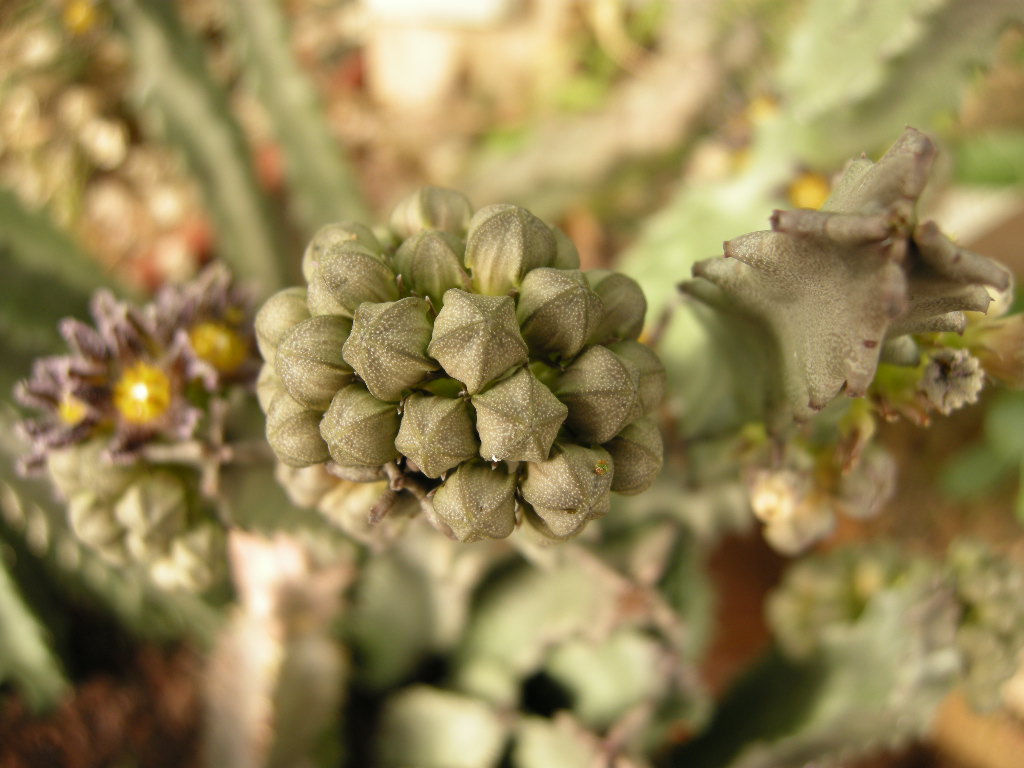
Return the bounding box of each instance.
[114,362,172,424]
[189,321,249,374]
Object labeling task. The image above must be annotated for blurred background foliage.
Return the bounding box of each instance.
[2,0,1024,766]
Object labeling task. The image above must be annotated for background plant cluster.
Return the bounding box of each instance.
[2,1,1024,767]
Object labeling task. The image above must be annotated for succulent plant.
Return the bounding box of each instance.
[12,264,257,589]
[946,541,1024,712]
[682,127,1011,421]
[257,187,665,541]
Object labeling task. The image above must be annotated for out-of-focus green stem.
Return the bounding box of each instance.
[225,0,370,234]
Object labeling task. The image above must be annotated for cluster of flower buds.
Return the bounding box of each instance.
[15,265,255,589]
[683,127,1012,421]
[257,187,665,542]
[947,541,1024,712]
[770,540,1024,714]
[767,544,912,659]
[745,431,897,555]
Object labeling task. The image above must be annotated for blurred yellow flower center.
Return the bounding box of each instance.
[63,0,99,35]
[788,172,831,210]
[746,96,779,126]
[189,321,248,373]
[57,394,88,426]
[114,362,172,424]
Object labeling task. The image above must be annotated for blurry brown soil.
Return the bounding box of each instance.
[699,532,785,697]
[0,644,202,768]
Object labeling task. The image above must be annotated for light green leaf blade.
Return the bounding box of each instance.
[224,0,369,234]
[110,0,286,295]
[0,547,69,712]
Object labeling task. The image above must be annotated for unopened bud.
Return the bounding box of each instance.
[275,315,354,410]
[431,461,517,541]
[302,222,383,281]
[114,472,188,559]
[256,363,282,412]
[68,491,122,552]
[604,417,663,495]
[319,384,399,468]
[390,186,474,239]
[47,439,139,499]
[151,524,225,592]
[342,297,437,402]
[395,394,478,478]
[521,444,613,537]
[554,345,640,444]
[255,287,310,366]
[428,289,528,394]
[607,340,666,417]
[393,230,470,309]
[472,367,567,462]
[586,271,647,343]
[307,244,398,317]
[516,268,603,359]
[464,204,556,295]
[266,391,331,468]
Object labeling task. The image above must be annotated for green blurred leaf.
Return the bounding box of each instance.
[111,0,286,296]
[954,130,1024,186]
[1016,459,1024,526]
[985,390,1024,459]
[348,550,435,689]
[545,629,667,729]
[0,546,69,712]
[941,443,1016,500]
[0,413,220,646]
[0,189,128,357]
[376,686,508,768]
[513,714,605,768]
[224,0,369,235]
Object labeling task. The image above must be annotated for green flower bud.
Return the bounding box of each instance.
[342,297,438,402]
[395,394,478,478]
[603,417,663,494]
[256,362,282,412]
[114,472,188,559]
[68,491,123,553]
[551,226,581,270]
[275,463,340,509]
[607,340,665,417]
[319,384,399,468]
[918,348,984,416]
[464,204,556,295]
[329,463,387,483]
[390,186,474,239]
[266,391,331,468]
[275,315,354,410]
[521,444,613,537]
[307,244,398,317]
[393,231,470,309]
[472,367,567,462]
[151,523,225,592]
[516,268,603,359]
[519,505,573,544]
[431,461,517,541]
[255,287,310,366]
[47,439,139,499]
[428,289,528,394]
[586,271,647,343]
[302,222,383,282]
[554,345,640,444]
